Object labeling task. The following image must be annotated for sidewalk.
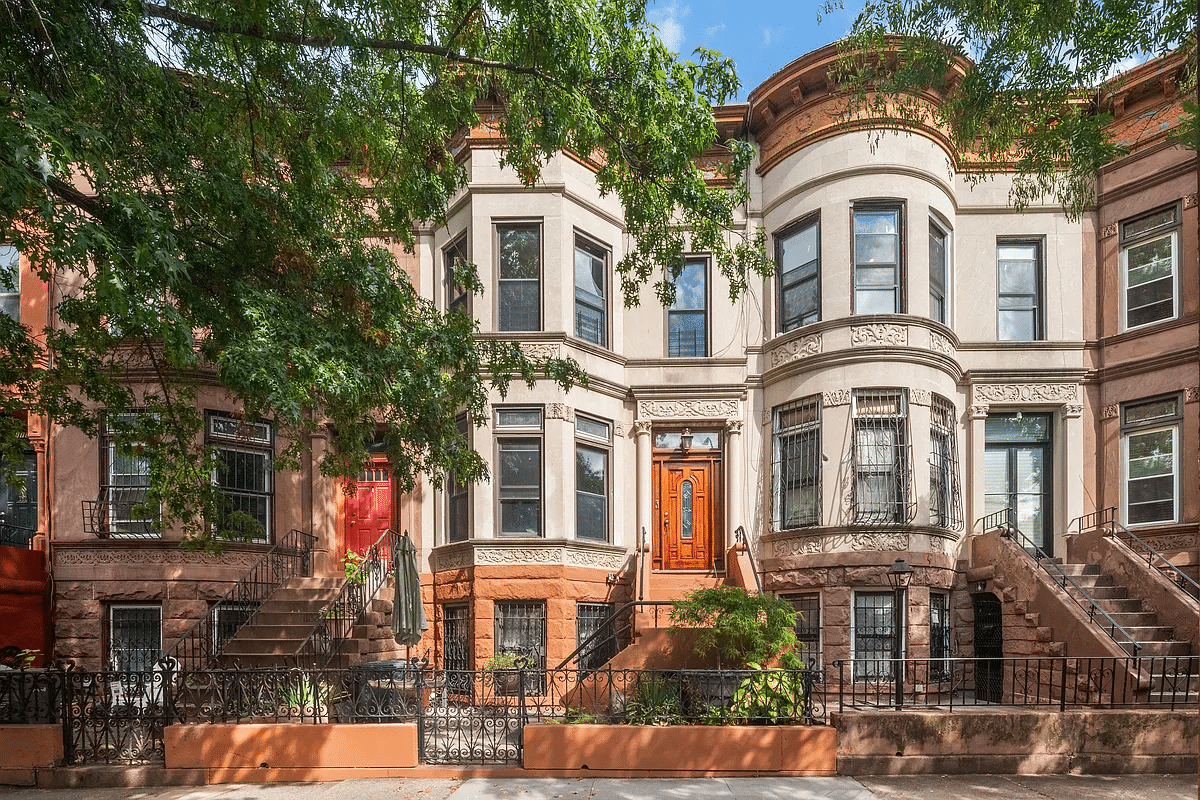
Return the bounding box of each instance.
[1,775,1197,800]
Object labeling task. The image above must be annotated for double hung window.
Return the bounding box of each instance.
[853,205,903,314]
[447,414,470,543]
[575,415,611,542]
[496,408,542,536]
[101,412,157,537]
[497,223,541,331]
[1121,205,1179,330]
[445,235,469,317]
[776,216,820,331]
[0,245,18,322]
[667,259,708,357]
[853,592,896,680]
[852,390,913,525]
[208,413,273,542]
[929,219,949,324]
[574,236,608,346]
[773,396,821,529]
[1122,395,1181,526]
[997,241,1043,340]
[929,395,962,530]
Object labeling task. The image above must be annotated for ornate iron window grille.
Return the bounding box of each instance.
[850,389,916,525]
[773,396,822,529]
[929,394,964,530]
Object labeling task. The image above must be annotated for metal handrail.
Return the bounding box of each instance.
[0,521,36,549]
[553,600,676,671]
[162,528,317,670]
[978,508,1142,653]
[1072,507,1200,601]
[733,525,763,593]
[296,528,401,667]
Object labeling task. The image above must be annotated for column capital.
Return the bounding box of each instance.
[633,420,653,436]
[725,419,744,436]
[969,404,989,420]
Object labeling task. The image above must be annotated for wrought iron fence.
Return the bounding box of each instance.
[0,520,36,548]
[832,656,1199,712]
[162,528,317,670]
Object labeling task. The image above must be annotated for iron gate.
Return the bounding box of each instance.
[973,593,1004,703]
[420,668,526,764]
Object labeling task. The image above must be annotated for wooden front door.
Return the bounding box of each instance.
[346,462,392,554]
[655,457,721,570]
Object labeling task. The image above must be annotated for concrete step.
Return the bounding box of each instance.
[1104,611,1161,628]
[254,611,324,627]
[1123,640,1192,657]
[1119,625,1177,641]
[284,576,345,590]
[1062,573,1115,589]
[1066,584,1128,600]
[255,599,336,614]
[226,624,316,641]
[1056,563,1102,576]
[270,588,342,602]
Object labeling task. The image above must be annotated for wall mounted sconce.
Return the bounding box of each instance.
[679,428,693,453]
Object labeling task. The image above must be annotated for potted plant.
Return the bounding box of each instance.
[669,587,802,709]
[484,651,527,696]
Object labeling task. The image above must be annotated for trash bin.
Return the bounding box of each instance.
[347,660,422,722]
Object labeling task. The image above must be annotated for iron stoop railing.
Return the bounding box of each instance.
[553,600,675,672]
[296,528,401,667]
[162,528,317,671]
[978,508,1141,654]
[1073,507,1200,600]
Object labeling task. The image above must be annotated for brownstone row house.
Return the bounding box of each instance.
[0,44,1195,681]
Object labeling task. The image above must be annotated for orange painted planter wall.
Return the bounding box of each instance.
[522,724,836,775]
[165,723,418,775]
[0,724,63,786]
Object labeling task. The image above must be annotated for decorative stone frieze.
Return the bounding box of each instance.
[822,389,851,407]
[909,389,931,407]
[1102,404,1120,419]
[772,530,911,557]
[972,384,1078,404]
[1141,533,1196,552]
[545,403,574,422]
[1185,387,1199,404]
[637,399,739,420]
[1100,222,1118,239]
[433,541,627,572]
[928,331,955,356]
[55,548,261,568]
[850,323,907,346]
[769,334,821,367]
[520,342,561,360]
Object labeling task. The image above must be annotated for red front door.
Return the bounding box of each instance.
[345,462,393,555]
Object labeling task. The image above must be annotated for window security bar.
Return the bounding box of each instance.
[929,395,964,530]
[850,389,916,525]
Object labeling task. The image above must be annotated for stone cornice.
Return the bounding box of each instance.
[431,539,630,573]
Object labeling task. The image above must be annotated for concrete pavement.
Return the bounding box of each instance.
[0,775,1196,800]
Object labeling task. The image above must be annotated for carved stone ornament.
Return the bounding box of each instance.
[969,405,990,419]
[1140,533,1196,552]
[928,534,946,554]
[1102,404,1120,419]
[929,332,955,356]
[772,530,911,557]
[637,399,739,420]
[614,422,626,437]
[1100,222,1118,239]
[1185,387,1200,404]
[909,389,931,407]
[1184,193,1198,210]
[822,388,851,407]
[769,334,821,368]
[520,342,561,361]
[55,548,261,569]
[850,323,908,346]
[726,419,744,436]
[633,420,653,436]
[545,403,574,422]
[972,384,1078,404]
[434,542,626,571]
[1062,405,1084,418]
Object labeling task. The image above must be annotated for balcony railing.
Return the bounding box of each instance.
[0,520,36,549]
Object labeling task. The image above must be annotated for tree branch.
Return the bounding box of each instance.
[139,1,551,79]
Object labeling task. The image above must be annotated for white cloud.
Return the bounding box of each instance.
[648,1,690,53]
[705,22,726,38]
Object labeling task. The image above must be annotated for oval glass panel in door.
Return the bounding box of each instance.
[681,479,693,539]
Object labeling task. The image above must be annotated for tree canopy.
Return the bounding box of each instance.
[828,0,1196,217]
[1,0,769,543]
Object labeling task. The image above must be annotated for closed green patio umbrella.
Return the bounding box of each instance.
[392,532,428,647]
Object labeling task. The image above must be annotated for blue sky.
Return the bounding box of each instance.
[646,0,869,102]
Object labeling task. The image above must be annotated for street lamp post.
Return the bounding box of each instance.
[886,557,913,710]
